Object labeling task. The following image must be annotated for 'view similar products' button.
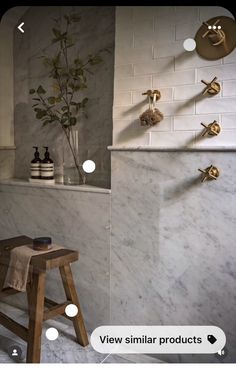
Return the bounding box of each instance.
[91,326,226,354]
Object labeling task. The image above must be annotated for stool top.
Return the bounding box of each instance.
[0,235,78,272]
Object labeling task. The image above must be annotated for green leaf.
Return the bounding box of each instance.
[78,83,87,90]
[71,14,81,22]
[36,110,47,119]
[74,58,82,66]
[82,97,88,107]
[32,98,41,101]
[43,57,52,67]
[37,85,46,94]
[89,55,102,65]
[29,89,35,94]
[64,15,71,24]
[51,38,60,44]
[47,96,56,104]
[42,120,51,127]
[61,117,69,124]
[84,67,93,75]
[52,28,61,38]
[65,44,74,49]
[52,17,60,24]
[69,117,77,125]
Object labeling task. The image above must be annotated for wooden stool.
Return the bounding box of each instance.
[0,235,89,363]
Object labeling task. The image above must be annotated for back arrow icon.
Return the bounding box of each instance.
[18,22,25,33]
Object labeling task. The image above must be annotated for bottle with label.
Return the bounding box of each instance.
[41,146,55,183]
[30,146,41,180]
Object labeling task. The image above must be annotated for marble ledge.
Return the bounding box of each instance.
[0,178,111,194]
[108,145,236,152]
[0,146,16,150]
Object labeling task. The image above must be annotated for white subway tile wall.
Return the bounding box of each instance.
[113,6,236,147]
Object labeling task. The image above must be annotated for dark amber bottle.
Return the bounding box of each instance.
[30,146,41,179]
[41,147,54,180]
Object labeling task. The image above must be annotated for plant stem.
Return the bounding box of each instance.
[62,126,83,182]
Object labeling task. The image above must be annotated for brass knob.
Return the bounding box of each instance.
[198,165,220,182]
[200,121,221,136]
[201,76,221,95]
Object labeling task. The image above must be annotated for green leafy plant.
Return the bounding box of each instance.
[30,13,109,183]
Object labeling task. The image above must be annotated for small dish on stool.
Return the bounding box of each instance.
[33,237,52,251]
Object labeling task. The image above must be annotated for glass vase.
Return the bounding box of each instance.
[62,128,85,185]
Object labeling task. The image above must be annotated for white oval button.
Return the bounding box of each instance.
[91,326,226,354]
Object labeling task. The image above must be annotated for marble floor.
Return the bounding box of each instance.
[0,302,162,364]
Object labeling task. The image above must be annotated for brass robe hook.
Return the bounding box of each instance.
[140,89,163,127]
[142,89,161,102]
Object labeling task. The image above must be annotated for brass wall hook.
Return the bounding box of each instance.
[198,165,220,182]
[142,89,161,102]
[140,89,163,126]
[200,120,221,136]
[201,76,221,95]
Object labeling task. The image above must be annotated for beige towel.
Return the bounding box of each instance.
[3,244,64,292]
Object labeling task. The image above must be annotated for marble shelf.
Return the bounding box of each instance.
[0,146,16,150]
[0,178,111,194]
[108,145,236,152]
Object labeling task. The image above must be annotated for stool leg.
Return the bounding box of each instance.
[59,264,89,346]
[26,272,46,363]
[26,283,31,316]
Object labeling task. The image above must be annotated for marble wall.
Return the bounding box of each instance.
[13,6,115,188]
[113,6,236,148]
[0,183,111,332]
[110,150,236,363]
[0,149,15,180]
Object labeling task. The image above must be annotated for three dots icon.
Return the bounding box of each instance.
[208,25,221,30]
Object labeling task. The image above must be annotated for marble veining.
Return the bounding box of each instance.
[0,179,111,194]
[0,149,15,180]
[1,150,236,363]
[108,145,236,151]
[13,6,115,189]
[0,302,162,363]
[0,185,111,332]
[110,151,236,363]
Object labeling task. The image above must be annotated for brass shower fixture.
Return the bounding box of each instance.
[200,121,221,136]
[142,90,161,102]
[198,165,220,182]
[195,16,236,60]
[140,89,163,127]
[201,76,221,95]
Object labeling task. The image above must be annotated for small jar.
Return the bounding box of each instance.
[33,237,52,251]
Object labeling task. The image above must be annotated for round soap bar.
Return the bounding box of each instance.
[33,237,52,251]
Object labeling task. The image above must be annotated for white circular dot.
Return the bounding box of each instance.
[65,304,78,318]
[218,25,221,29]
[45,327,59,341]
[183,38,196,51]
[213,25,216,29]
[208,25,212,29]
[82,160,96,173]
